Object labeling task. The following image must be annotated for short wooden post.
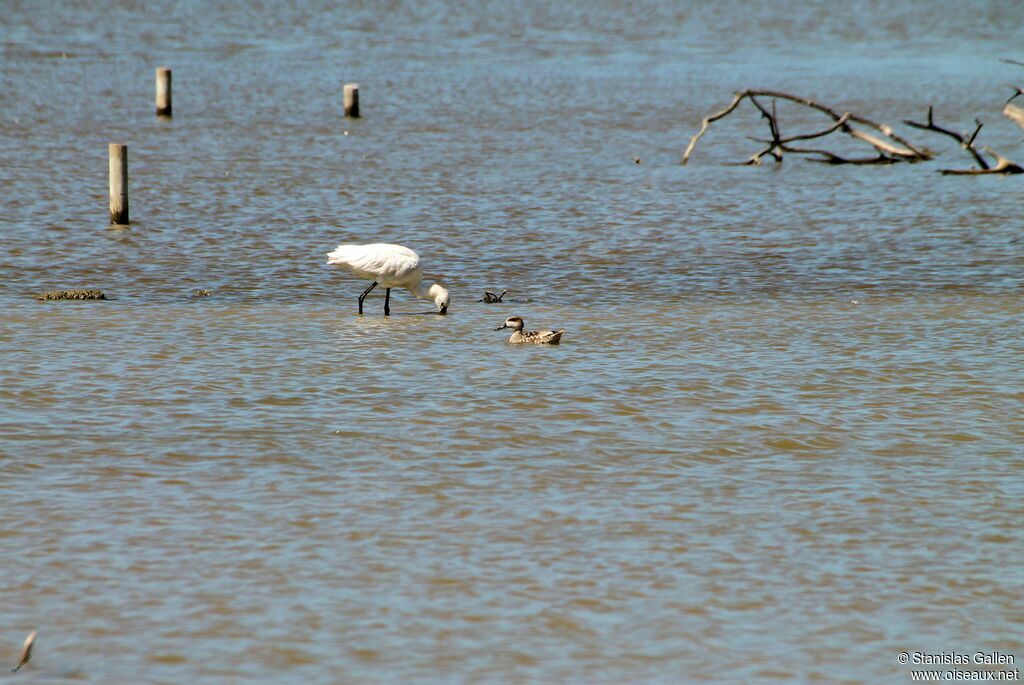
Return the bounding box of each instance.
[343,83,359,117]
[109,144,129,225]
[156,67,172,116]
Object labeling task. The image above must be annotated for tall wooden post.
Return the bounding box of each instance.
[343,83,359,117]
[156,67,172,116]
[109,144,129,225]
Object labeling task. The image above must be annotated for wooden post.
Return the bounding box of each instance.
[343,83,359,117]
[156,67,172,116]
[109,144,129,225]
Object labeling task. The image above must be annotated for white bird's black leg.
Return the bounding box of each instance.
[384,288,391,316]
[358,281,378,314]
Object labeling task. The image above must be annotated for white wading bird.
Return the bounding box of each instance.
[326,243,450,316]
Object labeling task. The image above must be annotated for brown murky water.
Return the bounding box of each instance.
[2,2,1023,683]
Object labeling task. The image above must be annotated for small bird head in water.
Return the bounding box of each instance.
[495,316,525,331]
[429,284,450,314]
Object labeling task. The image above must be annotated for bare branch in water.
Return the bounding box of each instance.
[682,85,1024,175]
[903,106,990,170]
[786,148,901,165]
[746,95,783,165]
[683,89,932,165]
[940,147,1024,175]
[1004,92,1024,133]
[682,91,747,164]
[750,113,853,165]
[903,106,1022,174]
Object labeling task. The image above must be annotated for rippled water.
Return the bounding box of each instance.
[2,1,1023,683]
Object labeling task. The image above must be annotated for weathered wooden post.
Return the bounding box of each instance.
[108,144,129,225]
[343,83,359,117]
[156,67,172,116]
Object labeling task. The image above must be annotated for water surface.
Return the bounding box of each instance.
[2,1,1023,683]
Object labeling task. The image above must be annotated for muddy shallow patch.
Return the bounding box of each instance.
[34,289,106,301]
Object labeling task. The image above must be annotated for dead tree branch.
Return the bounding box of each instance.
[903,106,1022,174]
[748,113,853,166]
[903,106,990,169]
[748,90,930,159]
[780,113,852,145]
[999,58,1023,125]
[684,84,1022,175]
[746,95,783,165]
[683,89,932,165]
[682,91,747,164]
[1004,89,1024,132]
[788,149,900,165]
[940,147,1024,175]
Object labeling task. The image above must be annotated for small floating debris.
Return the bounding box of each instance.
[192,289,213,298]
[34,289,106,301]
[12,629,36,673]
[478,289,507,303]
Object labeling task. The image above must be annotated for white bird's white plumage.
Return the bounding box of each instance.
[327,243,420,287]
[326,243,449,315]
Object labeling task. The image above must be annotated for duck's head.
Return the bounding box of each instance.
[430,284,449,315]
[496,316,524,331]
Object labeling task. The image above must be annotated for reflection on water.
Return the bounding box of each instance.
[1,1,1023,683]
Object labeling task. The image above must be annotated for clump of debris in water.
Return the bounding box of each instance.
[35,289,106,301]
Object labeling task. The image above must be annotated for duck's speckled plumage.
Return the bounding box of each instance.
[509,329,564,345]
[495,316,564,345]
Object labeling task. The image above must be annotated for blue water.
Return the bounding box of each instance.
[2,1,1023,683]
